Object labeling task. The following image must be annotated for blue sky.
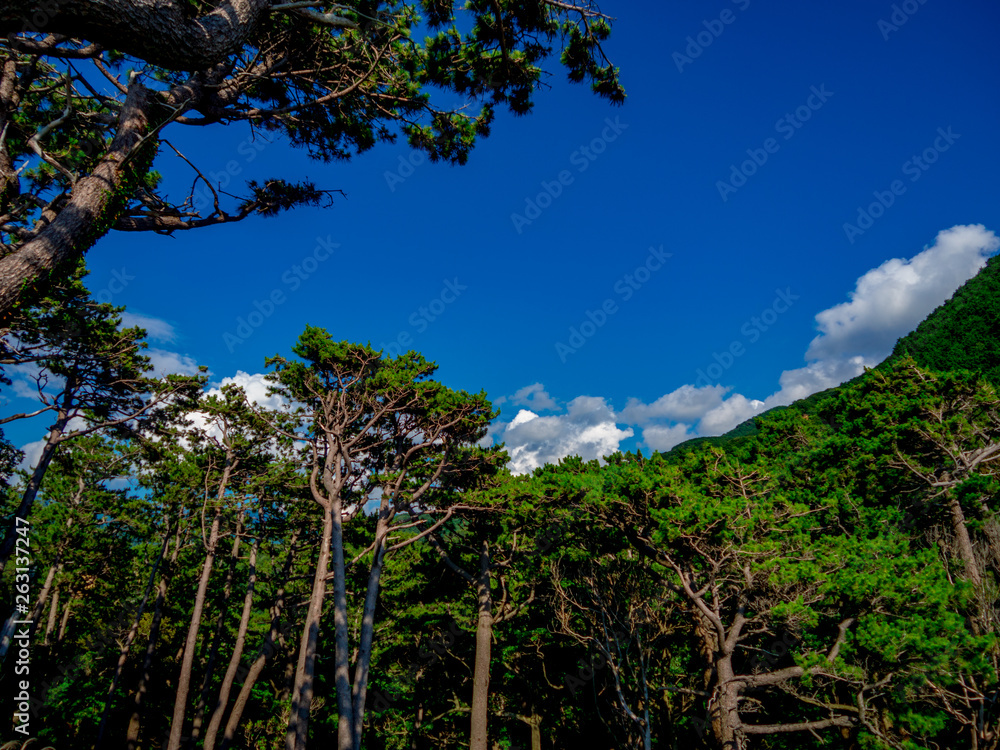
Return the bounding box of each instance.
[7,0,1000,472]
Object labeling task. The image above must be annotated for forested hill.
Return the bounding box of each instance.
[669,253,1000,455]
[883,253,1000,387]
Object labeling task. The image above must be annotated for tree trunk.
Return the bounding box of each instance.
[350,507,391,750]
[96,525,171,749]
[166,504,224,750]
[219,527,299,750]
[712,652,743,750]
[0,79,159,322]
[127,517,183,750]
[203,537,257,750]
[27,560,61,642]
[470,541,493,750]
[0,414,67,573]
[287,505,335,750]
[56,594,72,643]
[190,515,244,747]
[0,0,273,71]
[43,584,59,645]
[947,492,983,588]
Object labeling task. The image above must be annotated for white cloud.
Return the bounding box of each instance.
[17,438,45,474]
[613,224,999,452]
[510,383,558,412]
[210,371,289,411]
[11,377,39,400]
[641,423,693,452]
[698,394,765,435]
[494,397,633,474]
[761,356,868,408]
[121,313,178,344]
[806,224,998,363]
[147,348,202,377]
[619,384,727,424]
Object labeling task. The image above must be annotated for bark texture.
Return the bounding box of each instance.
[0,0,271,71]
[0,81,154,322]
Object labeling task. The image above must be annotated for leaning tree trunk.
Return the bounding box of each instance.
[0,411,68,574]
[0,81,157,323]
[96,524,171,750]
[947,492,984,589]
[202,537,257,750]
[0,0,273,71]
[190,513,245,747]
[127,516,183,750]
[218,528,299,750]
[286,504,335,750]
[166,502,225,750]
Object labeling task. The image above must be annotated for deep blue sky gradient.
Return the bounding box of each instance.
[7,0,1000,458]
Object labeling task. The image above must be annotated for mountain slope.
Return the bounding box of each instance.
[665,253,1000,457]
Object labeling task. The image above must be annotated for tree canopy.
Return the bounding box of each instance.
[0,0,624,322]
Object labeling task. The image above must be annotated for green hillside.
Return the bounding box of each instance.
[666,253,1000,457]
[882,253,1000,387]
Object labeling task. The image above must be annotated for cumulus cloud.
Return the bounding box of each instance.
[806,224,998,362]
[209,371,289,412]
[121,313,177,344]
[17,438,45,474]
[699,394,765,435]
[641,423,693,452]
[493,396,633,474]
[619,384,727,424]
[509,383,558,412]
[761,356,868,408]
[147,348,202,377]
[617,224,999,452]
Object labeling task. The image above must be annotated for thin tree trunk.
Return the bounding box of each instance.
[470,541,493,750]
[287,505,335,750]
[57,594,72,642]
[329,494,355,750]
[126,514,183,750]
[190,514,245,747]
[27,560,61,642]
[948,493,983,588]
[203,537,257,750]
[0,413,68,574]
[96,523,172,750]
[219,527,299,750]
[350,510,391,750]
[43,584,59,645]
[166,503,225,750]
